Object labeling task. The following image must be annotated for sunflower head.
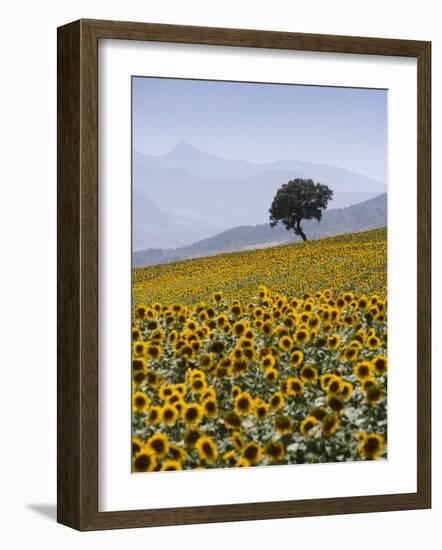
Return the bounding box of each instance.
[322,414,340,437]
[260,354,276,370]
[183,403,204,425]
[161,460,182,471]
[147,433,169,458]
[367,335,381,350]
[132,391,150,412]
[145,405,162,425]
[161,404,179,426]
[196,436,218,464]
[354,361,373,381]
[300,415,318,436]
[294,329,310,345]
[279,335,293,352]
[222,450,237,466]
[264,441,285,462]
[132,437,144,456]
[212,291,223,303]
[269,391,285,411]
[133,370,147,386]
[373,355,387,376]
[328,394,345,413]
[341,381,354,400]
[210,340,225,355]
[286,376,304,397]
[274,415,294,435]
[254,399,269,420]
[132,358,147,372]
[132,450,157,473]
[241,442,262,465]
[365,383,384,405]
[357,432,385,460]
[184,428,201,448]
[300,364,319,384]
[168,445,187,464]
[203,397,219,418]
[234,392,253,416]
[310,406,327,421]
[264,367,279,384]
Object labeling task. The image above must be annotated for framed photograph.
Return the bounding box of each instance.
[57,19,431,530]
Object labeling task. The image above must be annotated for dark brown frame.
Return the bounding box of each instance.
[57,19,431,531]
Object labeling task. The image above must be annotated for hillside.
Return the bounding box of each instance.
[132,190,222,250]
[132,227,387,307]
[133,193,387,267]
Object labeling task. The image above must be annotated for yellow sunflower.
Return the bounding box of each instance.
[132,391,150,412]
[327,334,341,350]
[161,404,179,426]
[264,441,285,462]
[234,391,253,416]
[196,436,218,464]
[365,383,384,405]
[264,367,279,384]
[132,437,144,456]
[322,414,340,437]
[269,391,285,412]
[241,442,262,465]
[147,433,169,458]
[145,405,162,425]
[300,364,319,384]
[294,328,310,345]
[132,449,157,472]
[183,403,204,425]
[354,361,373,381]
[372,354,387,376]
[183,428,201,448]
[286,376,304,397]
[300,415,318,436]
[279,335,293,352]
[274,415,294,435]
[161,460,182,471]
[202,397,219,419]
[357,433,385,460]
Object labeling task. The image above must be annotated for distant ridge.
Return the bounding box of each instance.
[132,143,386,248]
[137,142,386,192]
[133,192,387,267]
[132,190,223,250]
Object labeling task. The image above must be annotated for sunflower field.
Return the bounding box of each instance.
[132,228,387,472]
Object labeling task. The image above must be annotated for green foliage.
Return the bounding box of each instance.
[269,178,333,241]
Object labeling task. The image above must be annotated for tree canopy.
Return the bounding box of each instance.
[269,178,333,241]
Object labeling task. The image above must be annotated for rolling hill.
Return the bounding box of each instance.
[133,192,387,267]
[133,227,387,306]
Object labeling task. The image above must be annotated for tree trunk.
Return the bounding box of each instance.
[295,219,308,241]
[298,228,307,241]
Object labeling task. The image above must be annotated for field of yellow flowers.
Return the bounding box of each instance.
[132,228,387,472]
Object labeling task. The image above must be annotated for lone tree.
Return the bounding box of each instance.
[269,178,333,241]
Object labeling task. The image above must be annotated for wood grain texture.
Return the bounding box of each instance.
[416,42,431,505]
[57,20,81,529]
[57,19,431,531]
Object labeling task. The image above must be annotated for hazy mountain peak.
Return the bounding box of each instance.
[133,143,387,244]
[169,141,200,154]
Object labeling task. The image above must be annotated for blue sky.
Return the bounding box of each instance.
[133,77,387,183]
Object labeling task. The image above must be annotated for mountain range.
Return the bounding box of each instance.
[132,189,222,250]
[133,192,387,267]
[133,143,386,250]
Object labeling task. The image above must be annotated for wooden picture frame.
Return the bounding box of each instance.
[57,19,431,531]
